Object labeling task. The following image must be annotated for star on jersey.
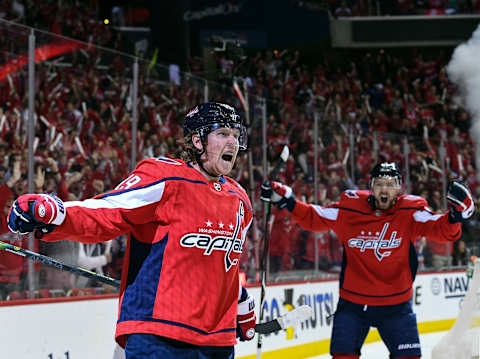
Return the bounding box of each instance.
[206,220,212,227]
[347,222,402,261]
[219,222,224,228]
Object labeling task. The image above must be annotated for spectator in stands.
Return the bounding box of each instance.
[75,179,113,289]
[269,206,299,273]
[452,239,469,266]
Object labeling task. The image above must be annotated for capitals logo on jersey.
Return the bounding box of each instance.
[180,201,246,272]
[347,222,402,261]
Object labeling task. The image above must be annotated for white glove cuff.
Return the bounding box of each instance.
[463,200,474,219]
[41,194,66,225]
[238,295,255,315]
[271,185,293,203]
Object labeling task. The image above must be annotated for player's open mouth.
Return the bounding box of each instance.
[380,195,388,203]
[222,154,233,162]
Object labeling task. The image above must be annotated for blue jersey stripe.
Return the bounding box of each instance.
[120,234,168,319]
[228,190,253,213]
[117,316,236,335]
[341,285,411,298]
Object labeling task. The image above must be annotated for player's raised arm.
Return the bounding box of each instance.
[413,179,474,242]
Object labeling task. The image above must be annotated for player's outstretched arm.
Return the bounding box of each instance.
[8,160,164,243]
[414,180,474,242]
[261,180,338,232]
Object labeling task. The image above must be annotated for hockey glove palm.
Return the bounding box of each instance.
[447,180,475,223]
[236,287,256,341]
[260,181,296,211]
[8,194,66,236]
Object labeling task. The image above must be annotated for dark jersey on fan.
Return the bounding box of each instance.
[40,157,253,347]
[290,190,460,306]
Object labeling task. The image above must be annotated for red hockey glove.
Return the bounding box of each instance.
[260,181,296,211]
[236,287,256,341]
[447,180,475,223]
[8,194,66,236]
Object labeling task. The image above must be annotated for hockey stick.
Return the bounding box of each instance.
[257,145,289,359]
[0,240,121,288]
[255,305,313,334]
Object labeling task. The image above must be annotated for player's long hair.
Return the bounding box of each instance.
[177,133,205,164]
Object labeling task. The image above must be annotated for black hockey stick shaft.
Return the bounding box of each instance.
[0,240,121,288]
[257,145,289,359]
[256,201,271,357]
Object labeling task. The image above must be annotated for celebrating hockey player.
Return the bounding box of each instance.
[261,162,474,359]
[8,102,256,359]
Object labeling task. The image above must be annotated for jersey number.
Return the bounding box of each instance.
[115,174,141,190]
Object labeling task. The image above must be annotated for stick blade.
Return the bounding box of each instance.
[278,305,312,329]
[255,319,282,334]
[255,305,313,334]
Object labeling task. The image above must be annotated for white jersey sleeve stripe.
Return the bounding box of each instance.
[413,210,442,223]
[312,205,339,221]
[65,181,166,210]
[65,176,208,210]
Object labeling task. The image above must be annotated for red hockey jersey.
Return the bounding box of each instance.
[41,157,253,347]
[290,190,461,306]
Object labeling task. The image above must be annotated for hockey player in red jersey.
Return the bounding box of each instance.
[261,162,474,359]
[8,102,256,359]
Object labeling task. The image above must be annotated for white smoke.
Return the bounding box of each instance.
[447,25,480,180]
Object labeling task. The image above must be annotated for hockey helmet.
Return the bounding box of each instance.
[183,102,247,150]
[369,162,402,187]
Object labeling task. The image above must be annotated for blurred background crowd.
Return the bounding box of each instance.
[0,0,478,300]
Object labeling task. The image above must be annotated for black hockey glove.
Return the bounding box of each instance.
[447,180,475,223]
[260,181,296,211]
